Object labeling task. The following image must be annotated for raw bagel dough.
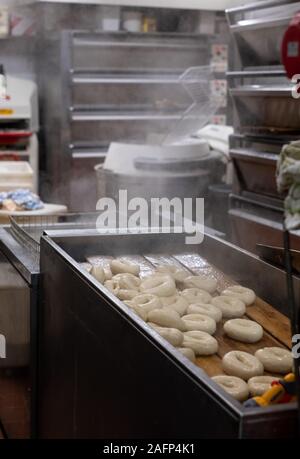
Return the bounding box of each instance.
[140,275,176,297]
[211,296,246,319]
[156,265,189,284]
[133,294,162,313]
[182,314,216,335]
[177,347,196,362]
[124,301,148,322]
[113,273,141,290]
[148,308,186,331]
[117,289,139,301]
[104,266,113,280]
[224,319,263,343]
[181,288,212,305]
[80,262,93,274]
[183,275,217,294]
[222,351,264,380]
[212,375,249,402]
[149,323,183,347]
[104,279,120,296]
[161,295,178,306]
[187,303,222,323]
[110,258,140,276]
[91,265,105,283]
[221,285,256,306]
[182,330,218,355]
[248,375,277,397]
[255,347,293,374]
[162,295,188,316]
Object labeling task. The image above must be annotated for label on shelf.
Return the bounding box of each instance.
[0,7,9,38]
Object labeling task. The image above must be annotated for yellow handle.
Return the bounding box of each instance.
[252,373,295,407]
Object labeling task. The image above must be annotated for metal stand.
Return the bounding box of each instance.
[283,227,300,437]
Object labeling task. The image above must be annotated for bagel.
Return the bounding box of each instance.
[221,285,256,306]
[211,296,246,319]
[222,351,264,380]
[110,258,140,276]
[212,375,249,402]
[182,314,216,335]
[248,376,278,397]
[133,294,162,313]
[183,275,217,294]
[148,308,186,331]
[177,347,196,362]
[223,319,263,344]
[140,274,176,297]
[124,300,148,322]
[149,323,184,347]
[182,330,218,355]
[181,288,212,305]
[255,347,293,374]
[161,295,188,316]
[91,265,105,284]
[113,273,141,290]
[156,265,189,284]
[187,303,222,322]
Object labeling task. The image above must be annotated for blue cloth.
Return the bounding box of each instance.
[0,189,44,210]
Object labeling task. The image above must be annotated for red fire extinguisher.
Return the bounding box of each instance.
[282,12,300,79]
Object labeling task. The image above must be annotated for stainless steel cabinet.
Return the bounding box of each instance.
[226,0,300,251]
[0,252,30,368]
[59,31,209,210]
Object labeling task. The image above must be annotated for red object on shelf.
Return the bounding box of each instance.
[0,131,32,146]
[0,153,20,161]
[282,12,300,79]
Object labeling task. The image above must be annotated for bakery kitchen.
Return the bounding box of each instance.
[103,444,138,456]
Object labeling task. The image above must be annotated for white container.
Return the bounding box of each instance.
[100,6,120,32]
[123,11,142,33]
[0,161,34,192]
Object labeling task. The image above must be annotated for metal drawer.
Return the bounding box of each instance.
[226,0,300,68]
[231,148,279,197]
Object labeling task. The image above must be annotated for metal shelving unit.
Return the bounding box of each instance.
[226,0,300,252]
[58,30,209,210]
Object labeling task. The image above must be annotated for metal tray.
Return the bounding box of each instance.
[230,148,279,197]
[38,230,299,438]
[226,0,300,67]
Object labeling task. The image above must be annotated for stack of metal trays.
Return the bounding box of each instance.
[226,1,300,251]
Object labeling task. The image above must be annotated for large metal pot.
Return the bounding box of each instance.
[95,150,224,203]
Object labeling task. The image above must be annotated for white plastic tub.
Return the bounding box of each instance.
[0,161,34,192]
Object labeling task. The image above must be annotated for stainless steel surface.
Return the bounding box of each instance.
[57,30,209,210]
[226,1,300,67]
[229,77,299,132]
[38,230,299,438]
[227,0,300,247]
[0,250,30,368]
[230,147,278,197]
[256,243,300,272]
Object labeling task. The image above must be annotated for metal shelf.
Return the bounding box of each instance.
[73,36,204,51]
[71,109,182,121]
[230,147,278,162]
[70,142,108,159]
[72,30,210,40]
[230,15,292,33]
[71,72,180,85]
[230,85,293,97]
[227,68,287,78]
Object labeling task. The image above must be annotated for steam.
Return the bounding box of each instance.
[1,2,230,238]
